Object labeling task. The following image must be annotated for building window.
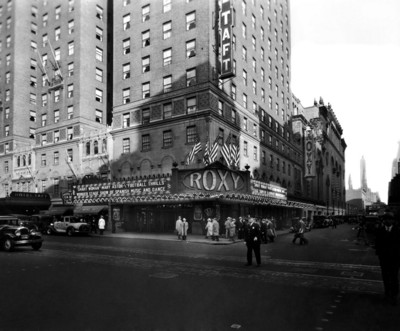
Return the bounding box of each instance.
[253,146,258,161]
[186,126,197,144]
[67,84,74,98]
[55,5,61,20]
[252,35,256,50]
[142,82,150,99]
[243,93,247,109]
[142,30,150,47]
[123,63,130,79]
[142,56,150,73]
[96,68,103,82]
[6,72,11,84]
[54,48,61,61]
[186,11,196,30]
[163,21,171,40]
[30,93,37,105]
[54,130,60,142]
[95,109,103,123]
[68,20,74,34]
[123,14,131,30]
[262,151,266,164]
[67,149,73,162]
[163,130,173,148]
[142,108,150,124]
[54,109,59,123]
[67,127,73,140]
[231,109,237,123]
[41,114,47,126]
[41,154,47,166]
[163,103,172,119]
[186,68,196,87]
[243,141,248,157]
[231,84,236,100]
[252,80,257,95]
[163,0,171,13]
[163,76,172,93]
[68,62,74,76]
[41,133,47,146]
[53,151,59,165]
[96,5,103,20]
[218,100,224,116]
[96,26,103,41]
[95,88,103,102]
[67,106,73,119]
[123,113,130,128]
[31,22,37,35]
[43,13,48,27]
[4,125,9,137]
[142,134,150,151]
[163,48,172,66]
[55,27,60,40]
[242,46,247,61]
[243,70,247,86]
[96,47,103,61]
[187,97,197,114]
[186,40,196,58]
[142,5,150,22]
[86,142,91,156]
[242,23,246,38]
[122,138,130,154]
[123,88,130,104]
[253,123,257,137]
[123,38,130,54]
[30,110,36,122]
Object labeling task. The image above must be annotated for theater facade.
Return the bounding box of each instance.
[66,161,319,234]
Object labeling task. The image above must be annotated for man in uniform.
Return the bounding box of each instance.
[244,217,262,267]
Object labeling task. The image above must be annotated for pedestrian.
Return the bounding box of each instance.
[260,219,268,243]
[292,218,307,245]
[266,218,276,242]
[244,217,262,266]
[224,217,232,239]
[212,218,220,241]
[91,217,97,234]
[175,216,183,240]
[375,213,400,306]
[181,218,189,241]
[98,215,105,235]
[229,218,236,241]
[356,217,369,246]
[205,218,213,239]
[236,216,244,240]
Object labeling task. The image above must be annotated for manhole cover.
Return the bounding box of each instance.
[149,272,178,279]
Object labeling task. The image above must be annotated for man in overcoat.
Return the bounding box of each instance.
[375,213,400,305]
[244,217,262,266]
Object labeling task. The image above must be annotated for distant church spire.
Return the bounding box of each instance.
[360,156,368,190]
[348,174,353,190]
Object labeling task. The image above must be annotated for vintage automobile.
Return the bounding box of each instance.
[0,225,43,252]
[46,216,90,236]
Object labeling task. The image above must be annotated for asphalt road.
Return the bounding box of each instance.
[1,223,399,331]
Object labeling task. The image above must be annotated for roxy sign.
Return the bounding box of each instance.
[183,169,245,192]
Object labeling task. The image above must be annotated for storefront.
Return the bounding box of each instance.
[69,162,313,233]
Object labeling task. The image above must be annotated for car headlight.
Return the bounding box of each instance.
[15,230,21,237]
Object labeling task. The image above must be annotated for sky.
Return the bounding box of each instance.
[290,0,400,203]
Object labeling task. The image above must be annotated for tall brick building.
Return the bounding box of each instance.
[0,0,347,231]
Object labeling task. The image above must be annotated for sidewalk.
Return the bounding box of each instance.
[91,229,290,245]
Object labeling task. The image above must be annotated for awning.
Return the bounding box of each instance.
[73,205,108,215]
[42,205,74,216]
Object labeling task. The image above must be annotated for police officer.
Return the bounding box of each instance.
[244,217,262,267]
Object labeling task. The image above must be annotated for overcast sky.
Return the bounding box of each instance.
[290,0,400,203]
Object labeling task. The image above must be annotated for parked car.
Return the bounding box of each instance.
[46,216,90,236]
[0,225,43,252]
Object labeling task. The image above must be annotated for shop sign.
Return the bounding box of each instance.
[72,177,171,203]
[219,0,235,79]
[182,169,245,193]
[251,180,287,200]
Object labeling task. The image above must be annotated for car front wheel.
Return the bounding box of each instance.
[32,243,42,250]
[2,238,15,252]
[66,228,74,236]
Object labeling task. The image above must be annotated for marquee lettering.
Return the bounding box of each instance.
[185,169,244,192]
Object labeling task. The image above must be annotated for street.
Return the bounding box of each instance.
[1,223,399,331]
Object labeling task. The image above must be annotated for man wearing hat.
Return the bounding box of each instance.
[375,213,400,305]
[244,217,262,266]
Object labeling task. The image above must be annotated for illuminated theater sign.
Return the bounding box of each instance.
[219,0,235,79]
[251,180,287,200]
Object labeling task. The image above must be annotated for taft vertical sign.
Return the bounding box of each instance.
[219,0,235,79]
[304,128,316,178]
